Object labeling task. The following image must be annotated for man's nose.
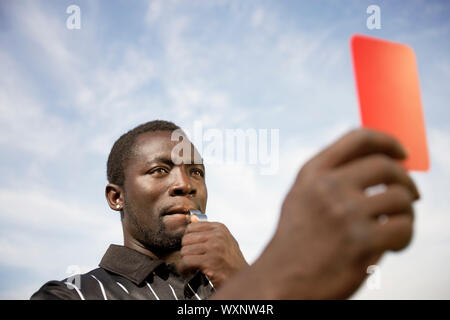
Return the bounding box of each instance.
[169,168,196,197]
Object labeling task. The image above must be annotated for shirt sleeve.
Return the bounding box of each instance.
[30,280,83,300]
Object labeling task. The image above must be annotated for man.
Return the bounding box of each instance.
[31,120,248,300]
[32,120,419,300]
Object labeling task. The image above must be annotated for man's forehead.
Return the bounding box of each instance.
[134,131,177,153]
[132,131,203,164]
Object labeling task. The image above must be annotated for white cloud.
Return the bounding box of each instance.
[0,187,122,298]
[0,50,73,160]
[251,7,265,28]
[428,128,450,175]
[147,0,164,24]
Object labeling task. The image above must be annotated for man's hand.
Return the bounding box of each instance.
[178,221,248,288]
[213,128,420,299]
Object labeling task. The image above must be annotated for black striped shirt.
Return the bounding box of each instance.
[30,244,215,300]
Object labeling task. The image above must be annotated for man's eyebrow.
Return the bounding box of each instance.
[145,157,205,167]
[145,157,174,166]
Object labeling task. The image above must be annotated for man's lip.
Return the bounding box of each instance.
[163,206,198,216]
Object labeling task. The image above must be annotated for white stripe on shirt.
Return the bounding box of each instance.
[168,283,178,300]
[187,283,201,300]
[90,275,108,300]
[64,281,85,300]
[116,282,129,294]
[207,278,216,292]
[145,281,160,300]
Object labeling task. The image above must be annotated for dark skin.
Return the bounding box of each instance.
[213,128,420,299]
[105,131,248,288]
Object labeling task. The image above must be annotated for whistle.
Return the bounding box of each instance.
[187,209,215,290]
[189,210,208,222]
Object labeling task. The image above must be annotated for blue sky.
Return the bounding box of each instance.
[0,0,449,299]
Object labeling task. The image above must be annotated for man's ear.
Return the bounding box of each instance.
[105,183,124,212]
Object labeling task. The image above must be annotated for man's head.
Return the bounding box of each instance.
[105,120,207,256]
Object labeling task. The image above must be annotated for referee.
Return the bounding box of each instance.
[31,120,248,300]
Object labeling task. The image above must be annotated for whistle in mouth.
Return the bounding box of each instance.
[189,210,208,222]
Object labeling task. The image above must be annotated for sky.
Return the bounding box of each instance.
[0,0,449,299]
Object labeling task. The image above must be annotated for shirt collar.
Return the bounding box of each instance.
[99,244,165,285]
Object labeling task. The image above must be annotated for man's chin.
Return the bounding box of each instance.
[143,234,182,255]
[162,213,190,232]
[160,238,182,253]
[139,215,188,255]
[161,216,189,243]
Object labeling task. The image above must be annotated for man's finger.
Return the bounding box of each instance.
[369,212,414,253]
[363,185,415,218]
[185,221,222,234]
[182,231,211,246]
[310,128,407,171]
[334,154,420,199]
[180,243,207,257]
[178,255,204,274]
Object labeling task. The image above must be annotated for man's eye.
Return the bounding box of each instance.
[191,168,204,177]
[149,167,168,175]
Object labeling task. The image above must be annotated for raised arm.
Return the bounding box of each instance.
[212,128,419,299]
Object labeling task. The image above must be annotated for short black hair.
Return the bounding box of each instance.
[107,120,180,186]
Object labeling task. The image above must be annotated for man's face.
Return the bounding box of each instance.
[121,130,207,255]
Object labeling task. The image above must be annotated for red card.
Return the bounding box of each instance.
[351,34,429,171]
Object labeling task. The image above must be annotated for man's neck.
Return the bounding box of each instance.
[123,238,159,259]
[160,250,181,266]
